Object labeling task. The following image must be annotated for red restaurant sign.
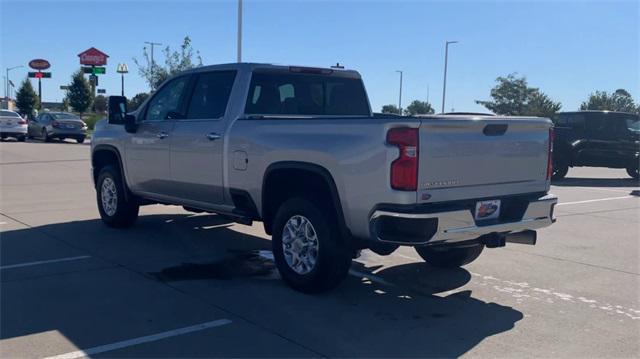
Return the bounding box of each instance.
[78,47,109,66]
[29,59,51,70]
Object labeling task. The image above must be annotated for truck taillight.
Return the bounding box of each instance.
[387,127,419,191]
[546,127,554,180]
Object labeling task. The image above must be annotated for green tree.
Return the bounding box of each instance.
[476,73,561,116]
[93,95,107,113]
[15,79,39,118]
[381,104,401,114]
[404,100,435,115]
[127,92,150,111]
[134,36,203,90]
[526,91,562,118]
[65,69,93,114]
[580,89,638,113]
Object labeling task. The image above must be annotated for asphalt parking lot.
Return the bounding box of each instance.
[1,139,639,358]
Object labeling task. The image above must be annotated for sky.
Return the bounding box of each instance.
[1,0,638,113]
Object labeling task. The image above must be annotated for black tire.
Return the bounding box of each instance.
[551,162,569,180]
[76,137,85,144]
[96,165,139,228]
[272,197,352,293]
[17,135,26,142]
[415,244,484,268]
[42,128,50,142]
[627,165,639,180]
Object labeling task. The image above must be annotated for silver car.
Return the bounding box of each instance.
[0,110,27,141]
[28,112,88,143]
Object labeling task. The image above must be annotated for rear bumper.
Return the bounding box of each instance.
[50,129,86,138]
[0,127,27,136]
[369,193,557,246]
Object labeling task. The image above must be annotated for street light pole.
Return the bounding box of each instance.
[144,41,162,88]
[396,70,403,115]
[5,65,23,99]
[441,40,458,113]
[237,0,243,63]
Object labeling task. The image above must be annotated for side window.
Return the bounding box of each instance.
[145,76,190,121]
[586,113,615,138]
[567,114,586,131]
[40,114,50,124]
[185,71,236,119]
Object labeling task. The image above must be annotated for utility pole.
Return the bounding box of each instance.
[441,40,458,114]
[5,65,23,99]
[237,0,243,62]
[144,41,162,88]
[396,70,403,115]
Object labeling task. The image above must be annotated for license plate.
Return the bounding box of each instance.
[66,124,75,129]
[475,200,501,220]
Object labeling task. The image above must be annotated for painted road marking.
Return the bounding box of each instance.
[0,255,91,270]
[43,319,232,359]
[557,195,636,206]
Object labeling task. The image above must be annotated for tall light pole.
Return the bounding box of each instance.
[5,65,24,99]
[237,0,243,62]
[396,70,403,115]
[441,40,458,113]
[144,41,162,88]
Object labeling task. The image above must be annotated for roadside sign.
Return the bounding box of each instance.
[82,66,106,75]
[28,72,52,78]
[29,59,51,70]
[60,85,70,90]
[97,89,106,94]
[89,74,98,86]
[78,47,109,66]
[117,63,129,74]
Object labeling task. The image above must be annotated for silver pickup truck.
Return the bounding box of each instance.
[92,63,557,293]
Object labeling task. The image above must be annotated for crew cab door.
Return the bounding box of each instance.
[168,70,237,205]
[124,75,190,195]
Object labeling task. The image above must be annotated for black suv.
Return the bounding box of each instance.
[551,111,640,180]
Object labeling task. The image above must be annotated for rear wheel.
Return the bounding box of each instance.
[76,137,85,144]
[552,162,569,180]
[627,165,639,179]
[415,244,484,268]
[17,135,26,142]
[96,165,139,228]
[272,197,352,293]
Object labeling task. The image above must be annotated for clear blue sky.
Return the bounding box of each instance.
[1,0,638,113]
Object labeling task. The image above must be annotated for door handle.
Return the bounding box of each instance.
[157,132,169,139]
[206,133,222,141]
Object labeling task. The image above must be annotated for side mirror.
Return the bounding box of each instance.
[108,96,128,125]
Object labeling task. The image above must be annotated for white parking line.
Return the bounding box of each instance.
[43,319,232,359]
[0,255,91,270]
[557,195,636,206]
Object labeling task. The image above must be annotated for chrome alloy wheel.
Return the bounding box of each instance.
[101,177,118,216]
[282,215,319,275]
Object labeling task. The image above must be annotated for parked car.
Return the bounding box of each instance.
[27,112,88,143]
[0,110,27,141]
[92,63,557,293]
[551,111,640,179]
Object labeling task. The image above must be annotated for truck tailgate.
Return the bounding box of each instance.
[417,117,552,203]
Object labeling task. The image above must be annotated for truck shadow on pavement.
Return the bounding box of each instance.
[553,176,639,188]
[1,213,523,357]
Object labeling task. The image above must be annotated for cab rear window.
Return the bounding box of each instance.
[245,72,370,116]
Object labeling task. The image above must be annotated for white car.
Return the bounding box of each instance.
[0,110,27,141]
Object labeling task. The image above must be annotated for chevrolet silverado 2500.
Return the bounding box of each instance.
[92,63,557,293]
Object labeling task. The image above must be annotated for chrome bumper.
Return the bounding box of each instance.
[370,194,557,245]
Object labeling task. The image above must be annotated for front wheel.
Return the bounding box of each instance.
[42,128,50,142]
[96,165,139,228]
[626,165,639,180]
[272,197,352,293]
[415,244,484,268]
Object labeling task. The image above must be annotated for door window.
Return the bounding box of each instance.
[185,71,236,119]
[145,76,190,121]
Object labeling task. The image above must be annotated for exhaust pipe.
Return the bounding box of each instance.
[505,230,537,245]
